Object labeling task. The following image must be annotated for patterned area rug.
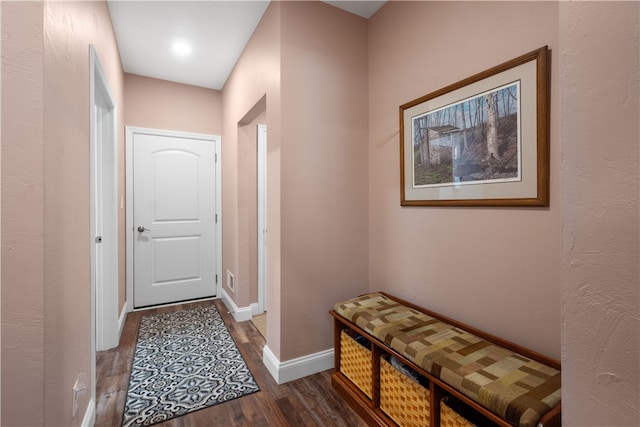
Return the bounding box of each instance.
[122,305,260,427]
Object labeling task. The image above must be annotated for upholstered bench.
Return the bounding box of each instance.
[330,292,561,427]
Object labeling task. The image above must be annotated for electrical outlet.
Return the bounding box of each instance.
[72,373,88,417]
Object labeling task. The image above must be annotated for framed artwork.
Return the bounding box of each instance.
[400,46,550,207]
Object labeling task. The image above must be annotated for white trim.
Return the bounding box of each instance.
[262,345,334,384]
[81,398,96,427]
[125,129,134,312]
[91,45,119,351]
[118,303,128,342]
[220,288,253,322]
[250,302,261,316]
[89,45,119,422]
[126,127,221,311]
[257,124,267,314]
[89,45,97,427]
[215,139,222,298]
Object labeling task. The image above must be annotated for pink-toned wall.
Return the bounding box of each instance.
[237,110,266,305]
[221,3,283,350]
[1,2,637,425]
[123,75,221,315]
[43,1,124,425]
[560,2,639,425]
[222,1,369,361]
[368,1,561,359]
[369,1,638,424]
[124,74,222,135]
[2,1,124,425]
[278,2,369,360]
[1,3,45,425]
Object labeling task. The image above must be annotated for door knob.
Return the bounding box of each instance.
[137,226,151,232]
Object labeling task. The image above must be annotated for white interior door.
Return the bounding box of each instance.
[90,45,119,354]
[131,129,217,308]
[94,101,118,348]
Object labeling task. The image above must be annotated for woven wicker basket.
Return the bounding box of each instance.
[340,330,372,398]
[379,357,430,427]
[440,399,476,427]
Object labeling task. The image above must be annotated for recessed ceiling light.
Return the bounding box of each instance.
[172,40,192,56]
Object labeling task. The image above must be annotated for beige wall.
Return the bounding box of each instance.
[223,1,369,361]
[278,1,369,360]
[2,1,124,425]
[1,1,638,426]
[222,2,282,349]
[123,76,222,315]
[560,2,639,425]
[237,109,266,306]
[368,1,562,359]
[124,73,222,135]
[368,1,638,424]
[43,1,124,425]
[1,2,45,425]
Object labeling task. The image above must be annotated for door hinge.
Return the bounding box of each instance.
[215,213,218,223]
[215,274,218,284]
[215,153,218,163]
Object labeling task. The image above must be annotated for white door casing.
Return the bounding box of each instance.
[257,124,267,314]
[93,96,119,350]
[90,44,119,423]
[90,47,119,350]
[126,127,220,309]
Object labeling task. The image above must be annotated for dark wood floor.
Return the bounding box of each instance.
[96,299,368,426]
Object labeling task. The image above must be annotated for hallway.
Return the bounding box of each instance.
[95,299,367,426]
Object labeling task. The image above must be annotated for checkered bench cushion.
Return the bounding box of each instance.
[335,292,561,427]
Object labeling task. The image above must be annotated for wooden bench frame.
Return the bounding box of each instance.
[329,292,561,427]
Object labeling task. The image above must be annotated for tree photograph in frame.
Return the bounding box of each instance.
[400,46,550,207]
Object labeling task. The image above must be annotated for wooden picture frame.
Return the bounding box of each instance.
[400,46,550,207]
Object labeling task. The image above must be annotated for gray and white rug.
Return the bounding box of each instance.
[122,305,260,427]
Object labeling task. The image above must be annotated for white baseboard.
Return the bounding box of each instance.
[81,397,96,427]
[118,303,128,342]
[220,288,253,322]
[263,345,334,384]
[250,302,262,316]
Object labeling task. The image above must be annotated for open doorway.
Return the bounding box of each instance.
[237,97,267,338]
[252,123,267,338]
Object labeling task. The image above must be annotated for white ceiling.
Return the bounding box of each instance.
[107,1,386,90]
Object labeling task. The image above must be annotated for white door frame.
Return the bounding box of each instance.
[257,124,267,314]
[125,127,222,312]
[90,44,119,421]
